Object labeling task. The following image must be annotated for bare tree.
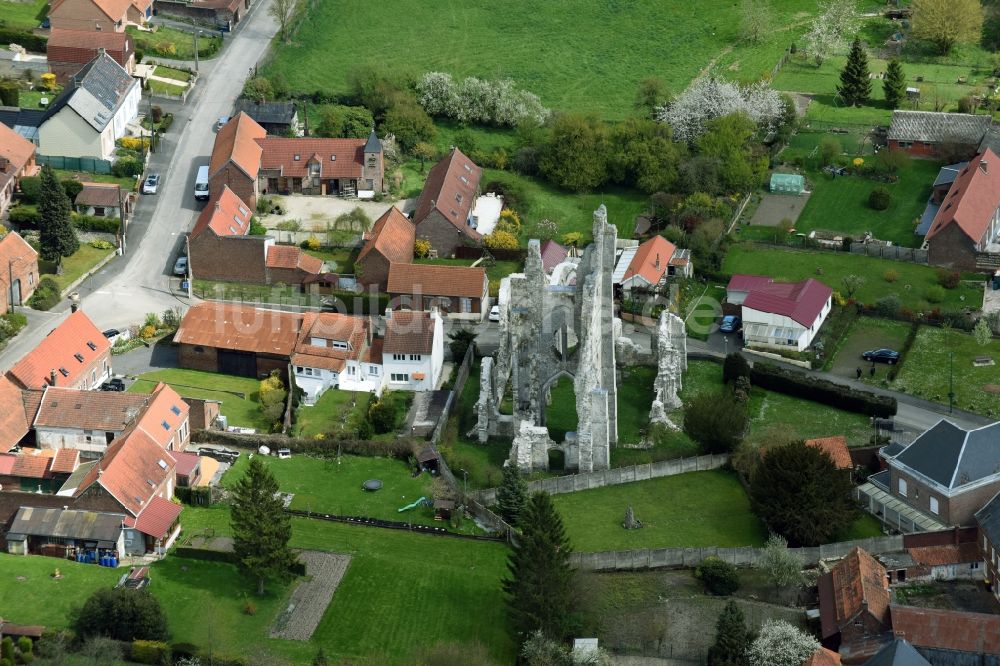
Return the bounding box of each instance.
[270,0,297,42]
[741,0,774,44]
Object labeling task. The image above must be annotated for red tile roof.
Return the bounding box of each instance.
[735,276,832,328]
[384,311,436,355]
[927,149,1000,244]
[256,137,366,179]
[7,310,110,390]
[49,0,132,21]
[172,450,200,477]
[386,263,486,299]
[827,547,890,633]
[0,453,15,475]
[540,240,568,274]
[0,376,31,453]
[413,148,482,239]
[265,245,323,273]
[357,207,415,266]
[0,125,36,195]
[290,313,367,372]
[75,427,174,516]
[890,605,1000,653]
[805,436,853,470]
[50,448,80,474]
[47,28,131,54]
[128,495,181,539]
[209,112,265,181]
[11,448,53,478]
[907,542,982,567]
[190,185,253,238]
[33,386,150,432]
[175,302,303,356]
[622,236,677,286]
[133,382,188,450]
[804,648,842,666]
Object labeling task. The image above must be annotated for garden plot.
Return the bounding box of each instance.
[270,550,352,641]
[747,192,811,228]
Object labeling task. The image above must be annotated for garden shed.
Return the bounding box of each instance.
[769,173,805,195]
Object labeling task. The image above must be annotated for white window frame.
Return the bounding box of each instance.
[898,478,907,497]
[391,373,409,383]
[929,497,939,514]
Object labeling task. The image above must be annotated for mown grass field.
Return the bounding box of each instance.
[40,244,116,293]
[0,0,47,30]
[128,368,270,430]
[264,0,824,119]
[293,388,410,440]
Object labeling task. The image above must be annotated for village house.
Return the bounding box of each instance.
[6,309,112,391]
[886,111,991,160]
[256,132,383,198]
[915,160,966,236]
[888,606,1000,662]
[387,263,488,321]
[36,52,140,162]
[922,150,1000,271]
[233,100,299,136]
[976,491,1000,602]
[381,310,444,392]
[726,274,833,351]
[0,108,45,147]
[0,123,37,219]
[857,420,1000,533]
[5,506,128,559]
[0,377,38,453]
[209,112,266,210]
[817,546,892,663]
[74,182,130,220]
[0,232,40,313]
[188,185,270,283]
[172,450,201,488]
[126,0,153,25]
[412,148,483,257]
[290,312,381,403]
[612,235,692,292]
[265,245,323,285]
[46,29,135,83]
[48,0,131,32]
[903,543,983,582]
[356,206,415,291]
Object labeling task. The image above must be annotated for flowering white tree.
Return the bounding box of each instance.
[747,620,819,666]
[416,72,458,116]
[801,0,859,64]
[415,72,550,126]
[656,77,784,142]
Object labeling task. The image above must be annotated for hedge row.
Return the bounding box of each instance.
[173,485,212,506]
[888,322,921,382]
[749,361,897,417]
[192,429,419,460]
[73,214,121,233]
[0,28,46,52]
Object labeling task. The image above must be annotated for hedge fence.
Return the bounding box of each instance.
[749,361,897,417]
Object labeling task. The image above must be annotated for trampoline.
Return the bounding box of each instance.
[362,479,383,492]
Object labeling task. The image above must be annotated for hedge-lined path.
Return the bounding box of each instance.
[269,550,352,641]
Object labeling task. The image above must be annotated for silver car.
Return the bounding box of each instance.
[173,256,188,276]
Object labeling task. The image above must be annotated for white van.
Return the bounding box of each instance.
[194,165,210,201]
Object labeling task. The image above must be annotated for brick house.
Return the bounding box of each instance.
[6,310,112,391]
[903,542,983,582]
[412,148,482,257]
[888,605,1000,661]
[126,0,153,25]
[356,206,415,291]
[0,232,40,313]
[0,123,37,219]
[817,547,891,663]
[46,29,135,83]
[32,388,151,457]
[857,420,1000,533]
[49,0,131,32]
[612,235,692,292]
[886,111,991,159]
[257,132,383,197]
[188,185,269,284]
[923,150,1000,271]
[387,263,488,321]
[209,112,266,210]
[0,377,36,453]
[976,491,1000,603]
[265,245,322,285]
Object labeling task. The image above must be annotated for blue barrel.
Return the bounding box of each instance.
[109,557,118,568]
[101,555,109,567]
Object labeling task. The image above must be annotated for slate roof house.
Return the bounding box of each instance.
[976,491,1000,603]
[387,263,488,321]
[818,547,892,662]
[356,206,415,291]
[46,28,135,83]
[6,310,112,391]
[0,232,40,313]
[0,123,37,219]
[36,52,141,162]
[857,420,1000,533]
[726,274,833,351]
[922,150,1000,271]
[233,99,298,135]
[612,235,692,291]
[887,111,991,159]
[863,640,931,666]
[412,148,483,257]
[256,132,383,198]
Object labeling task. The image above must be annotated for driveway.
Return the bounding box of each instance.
[111,339,179,378]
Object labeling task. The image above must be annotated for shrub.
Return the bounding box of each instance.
[90,239,114,250]
[958,95,978,114]
[873,293,901,318]
[112,157,144,178]
[749,362,896,417]
[159,113,174,132]
[73,588,169,642]
[73,214,120,233]
[140,325,156,339]
[151,106,163,123]
[924,285,945,303]
[696,557,740,595]
[413,239,431,258]
[130,640,170,665]
[170,643,199,660]
[17,176,41,204]
[7,207,41,228]
[0,28,46,53]
[496,208,522,234]
[483,229,519,249]
[28,277,60,311]
[302,236,321,251]
[722,353,751,385]
[61,179,84,201]
[683,389,750,454]
[883,269,898,283]
[868,186,891,211]
[936,268,961,289]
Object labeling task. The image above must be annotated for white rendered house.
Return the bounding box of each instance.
[382,310,445,391]
[727,275,833,351]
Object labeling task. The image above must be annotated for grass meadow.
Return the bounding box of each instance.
[128,368,270,430]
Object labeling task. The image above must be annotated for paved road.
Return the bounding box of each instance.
[0,0,279,372]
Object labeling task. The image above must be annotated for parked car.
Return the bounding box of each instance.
[862,348,900,364]
[215,116,230,131]
[719,315,742,334]
[173,256,188,276]
[489,305,501,322]
[141,174,160,194]
[102,328,131,345]
[100,378,126,392]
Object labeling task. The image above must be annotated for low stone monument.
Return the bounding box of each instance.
[622,505,642,530]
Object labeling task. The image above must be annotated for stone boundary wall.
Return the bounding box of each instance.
[570,535,904,571]
[470,453,728,506]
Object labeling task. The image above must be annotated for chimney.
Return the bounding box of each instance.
[654,253,660,269]
[981,159,988,174]
[50,369,57,386]
[70,302,79,313]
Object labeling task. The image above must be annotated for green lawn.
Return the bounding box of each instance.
[40,244,116,293]
[153,65,193,82]
[262,0,824,120]
[552,470,767,552]
[17,87,63,110]
[545,376,578,447]
[722,244,982,311]
[127,26,221,60]
[0,0,47,30]
[293,388,410,440]
[304,247,355,272]
[794,160,942,247]
[893,326,1000,417]
[128,368,271,430]
[838,513,885,541]
[53,169,138,191]
[221,454,437,525]
[148,79,187,97]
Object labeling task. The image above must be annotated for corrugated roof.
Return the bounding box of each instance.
[257,137,366,179]
[357,206,415,266]
[412,148,482,239]
[175,302,302,356]
[8,506,125,543]
[6,310,110,390]
[34,386,149,431]
[384,311,435,355]
[209,112,265,182]
[190,185,253,238]
[926,150,1000,244]
[892,419,1000,490]
[887,111,990,144]
[890,605,1000,654]
[386,263,486,299]
[741,278,832,328]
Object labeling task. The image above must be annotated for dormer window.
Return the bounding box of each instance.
[293,154,301,161]
[87,341,97,350]
[74,353,84,362]
[59,368,69,377]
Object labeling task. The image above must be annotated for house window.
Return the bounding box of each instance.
[409,354,421,361]
[332,341,348,350]
[391,373,409,382]
[94,206,105,217]
[347,366,356,376]
[368,366,379,376]
[28,273,32,285]
[296,366,304,374]
[929,497,939,514]
[194,346,204,353]
[460,298,472,313]
[898,478,907,496]
[392,354,405,361]
[898,141,913,149]
[293,154,301,161]
[972,561,980,570]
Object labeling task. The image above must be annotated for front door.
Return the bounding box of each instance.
[10,279,20,306]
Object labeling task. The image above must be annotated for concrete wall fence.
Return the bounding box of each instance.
[470,453,729,506]
[570,535,905,571]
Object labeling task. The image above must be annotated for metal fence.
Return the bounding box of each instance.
[38,154,112,174]
[850,242,928,264]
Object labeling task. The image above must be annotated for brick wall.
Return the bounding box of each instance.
[415,211,475,258]
[190,234,267,283]
[0,255,39,312]
[183,397,220,431]
[927,223,978,271]
[209,166,257,211]
[266,265,313,285]
[179,343,219,373]
[357,251,391,291]
[890,466,1000,526]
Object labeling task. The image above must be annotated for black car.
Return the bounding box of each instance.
[100,378,126,391]
[862,348,900,364]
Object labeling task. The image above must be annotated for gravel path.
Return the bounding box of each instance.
[269,550,352,641]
